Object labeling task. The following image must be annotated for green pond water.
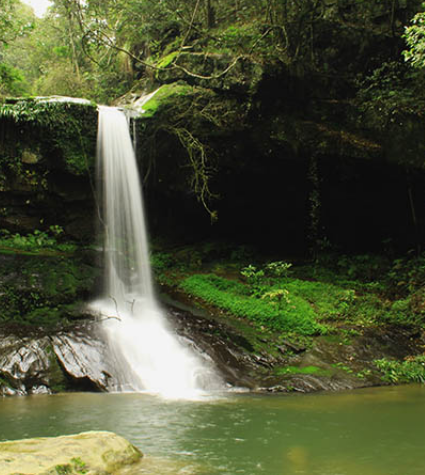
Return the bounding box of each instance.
[0,385,424,475]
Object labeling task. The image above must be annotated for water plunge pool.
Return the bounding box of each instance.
[1,385,424,474]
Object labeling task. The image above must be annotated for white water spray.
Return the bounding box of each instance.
[90,106,222,398]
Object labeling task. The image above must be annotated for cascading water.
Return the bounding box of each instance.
[90,106,222,398]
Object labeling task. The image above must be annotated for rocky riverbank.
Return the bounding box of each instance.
[1,296,424,396]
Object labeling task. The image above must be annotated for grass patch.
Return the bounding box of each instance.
[284,279,356,320]
[180,274,324,335]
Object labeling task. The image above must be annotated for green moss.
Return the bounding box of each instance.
[140,83,194,118]
[178,267,368,334]
[156,51,179,69]
[274,365,333,376]
[0,251,98,326]
[0,98,97,176]
[155,242,425,338]
[45,345,67,393]
[332,362,354,374]
[54,457,88,474]
[284,279,356,320]
[214,24,261,53]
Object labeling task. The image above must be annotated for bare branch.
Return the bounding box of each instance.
[108,295,120,317]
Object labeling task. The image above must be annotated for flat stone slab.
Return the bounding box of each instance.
[0,431,142,475]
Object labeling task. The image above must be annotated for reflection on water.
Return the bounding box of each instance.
[1,385,425,475]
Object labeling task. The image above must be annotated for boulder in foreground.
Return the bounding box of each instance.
[0,431,142,475]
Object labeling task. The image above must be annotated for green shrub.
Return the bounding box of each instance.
[375,356,425,383]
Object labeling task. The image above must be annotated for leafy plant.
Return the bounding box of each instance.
[387,253,425,297]
[0,227,77,252]
[55,465,72,475]
[261,288,291,306]
[265,261,292,278]
[375,356,425,383]
[332,362,354,374]
[240,264,264,281]
[356,369,372,379]
[403,10,425,69]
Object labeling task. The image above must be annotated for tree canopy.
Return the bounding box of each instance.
[0,0,424,102]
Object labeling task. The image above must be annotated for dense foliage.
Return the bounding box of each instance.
[152,242,425,338]
[1,0,424,102]
[0,0,33,96]
[404,9,425,68]
[375,355,425,383]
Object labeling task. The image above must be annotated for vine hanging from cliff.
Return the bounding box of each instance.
[165,125,218,221]
[135,85,240,222]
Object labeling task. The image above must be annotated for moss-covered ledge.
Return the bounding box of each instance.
[0,96,98,175]
[134,83,195,119]
[0,96,98,239]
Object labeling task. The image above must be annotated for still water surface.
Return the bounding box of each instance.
[0,385,424,474]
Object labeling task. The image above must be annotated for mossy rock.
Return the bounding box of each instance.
[138,82,195,119]
[0,252,99,326]
[0,97,98,176]
[0,431,142,475]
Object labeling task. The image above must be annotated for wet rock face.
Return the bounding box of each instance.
[0,333,52,396]
[164,300,425,394]
[51,328,115,392]
[0,323,117,396]
[0,313,255,396]
[170,307,260,389]
[1,304,424,396]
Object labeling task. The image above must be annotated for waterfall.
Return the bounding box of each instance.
[90,106,222,398]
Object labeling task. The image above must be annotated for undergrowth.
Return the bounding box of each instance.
[0,226,77,252]
[152,243,425,336]
[375,355,425,383]
[180,274,327,335]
